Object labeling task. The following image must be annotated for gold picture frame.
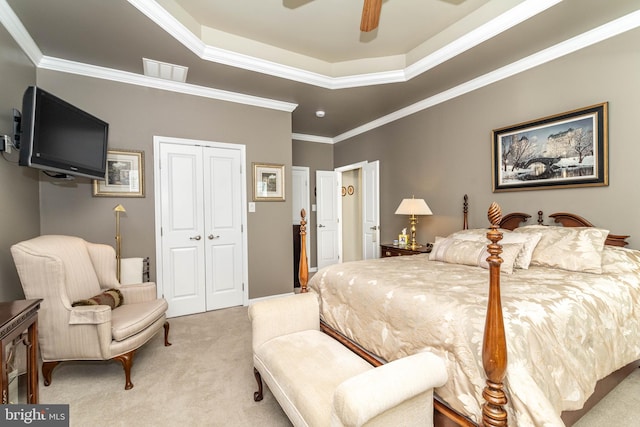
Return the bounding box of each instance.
[93,149,144,197]
[253,163,285,201]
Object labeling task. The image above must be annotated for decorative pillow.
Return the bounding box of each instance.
[601,246,640,275]
[499,231,542,270]
[513,225,609,274]
[72,288,124,309]
[448,228,494,242]
[429,236,523,274]
[449,228,542,269]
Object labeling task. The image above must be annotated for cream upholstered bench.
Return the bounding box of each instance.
[249,293,448,427]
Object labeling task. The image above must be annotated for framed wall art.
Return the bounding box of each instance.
[492,102,608,192]
[253,163,285,201]
[93,149,144,197]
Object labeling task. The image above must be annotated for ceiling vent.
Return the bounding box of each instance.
[143,58,188,82]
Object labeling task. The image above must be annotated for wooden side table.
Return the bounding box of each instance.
[381,243,432,257]
[0,299,42,404]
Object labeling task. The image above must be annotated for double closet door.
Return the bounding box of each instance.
[156,138,246,318]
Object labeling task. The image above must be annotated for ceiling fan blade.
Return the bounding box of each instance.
[360,0,382,32]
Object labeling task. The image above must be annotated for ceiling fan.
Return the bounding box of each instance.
[360,0,382,32]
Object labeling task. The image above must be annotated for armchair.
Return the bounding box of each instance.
[11,235,171,390]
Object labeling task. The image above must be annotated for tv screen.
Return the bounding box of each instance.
[19,86,109,180]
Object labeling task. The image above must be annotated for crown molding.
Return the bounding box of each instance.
[0,0,42,64]
[128,0,561,90]
[4,0,638,143]
[0,0,296,113]
[333,9,640,143]
[292,134,335,144]
[37,57,297,112]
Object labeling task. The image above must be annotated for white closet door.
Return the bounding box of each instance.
[159,143,206,318]
[203,147,244,311]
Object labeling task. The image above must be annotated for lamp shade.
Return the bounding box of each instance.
[395,198,432,216]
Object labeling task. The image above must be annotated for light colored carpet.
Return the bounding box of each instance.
[37,305,640,426]
[39,306,291,427]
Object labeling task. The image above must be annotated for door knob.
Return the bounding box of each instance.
[208,234,220,240]
[370,225,378,230]
[318,224,325,228]
[190,235,202,241]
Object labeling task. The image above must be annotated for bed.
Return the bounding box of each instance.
[296,197,640,427]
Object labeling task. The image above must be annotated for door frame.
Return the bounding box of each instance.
[153,135,249,306]
[291,166,311,269]
[335,161,376,261]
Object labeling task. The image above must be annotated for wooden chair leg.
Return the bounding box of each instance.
[42,361,60,386]
[113,350,136,390]
[253,367,264,401]
[163,321,172,346]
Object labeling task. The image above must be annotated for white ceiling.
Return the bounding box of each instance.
[3,0,640,141]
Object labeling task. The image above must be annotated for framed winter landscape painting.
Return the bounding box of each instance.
[492,103,608,192]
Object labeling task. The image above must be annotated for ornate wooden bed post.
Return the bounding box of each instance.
[463,194,469,230]
[482,202,508,427]
[299,209,309,293]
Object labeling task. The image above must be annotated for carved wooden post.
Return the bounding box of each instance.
[463,194,469,230]
[482,202,508,426]
[299,209,309,293]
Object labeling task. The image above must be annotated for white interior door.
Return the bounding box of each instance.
[158,143,206,317]
[203,147,244,311]
[316,170,339,269]
[362,161,380,259]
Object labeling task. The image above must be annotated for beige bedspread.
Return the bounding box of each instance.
[308,246,640,427]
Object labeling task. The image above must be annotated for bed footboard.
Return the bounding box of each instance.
[298,201,508,426]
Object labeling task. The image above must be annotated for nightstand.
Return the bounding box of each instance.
[381,243,432,257]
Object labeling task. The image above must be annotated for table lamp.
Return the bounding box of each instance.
[395,197,432,249]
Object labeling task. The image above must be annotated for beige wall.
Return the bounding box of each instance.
[292,140,334,268]
[33,70,294,300]
[3,20,639,303]
[334,27,640,249]
[0,26,39,301]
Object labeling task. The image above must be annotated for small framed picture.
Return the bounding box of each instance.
[93,149,144,197]
[398,234,408,246]
[253,163,285,201]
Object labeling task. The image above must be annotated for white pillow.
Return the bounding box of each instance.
[513,225,609,274]
[429,236,523,274]
[448,228,542,269]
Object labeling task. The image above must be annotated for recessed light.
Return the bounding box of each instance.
[315,110,325,118]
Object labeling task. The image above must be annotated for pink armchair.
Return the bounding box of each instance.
[11,235,171,390]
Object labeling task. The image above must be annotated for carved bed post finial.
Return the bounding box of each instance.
[483,202,508,427]
[463,194,469,230]
[299,209,309,293]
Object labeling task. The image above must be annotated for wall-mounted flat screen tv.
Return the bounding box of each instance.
[19,86,109,180]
